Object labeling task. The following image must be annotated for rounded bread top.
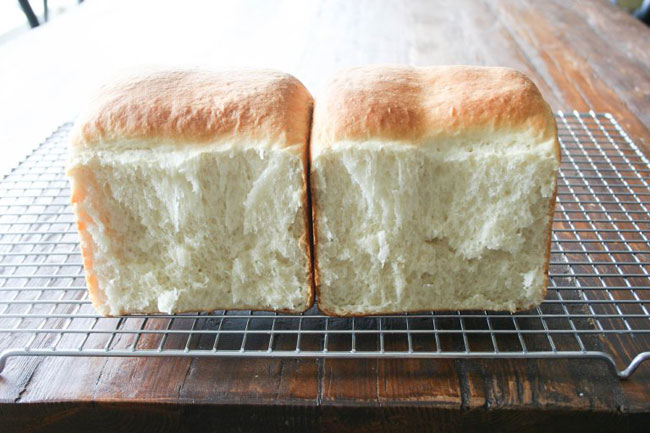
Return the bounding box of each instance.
[312,65,557,147]
[71,69,313,149]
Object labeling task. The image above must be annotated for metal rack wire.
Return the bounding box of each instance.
[1,111,649,379]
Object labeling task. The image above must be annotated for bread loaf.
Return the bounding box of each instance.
[311,65,560,315]
[67,69,314,315]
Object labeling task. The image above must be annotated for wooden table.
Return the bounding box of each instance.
[1,0,649,431]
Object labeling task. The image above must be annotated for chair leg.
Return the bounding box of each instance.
[633,0,650,25]
[18,0,40,28]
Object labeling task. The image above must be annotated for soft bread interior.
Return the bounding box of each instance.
[313,133,558,315]
[69,143,310,315]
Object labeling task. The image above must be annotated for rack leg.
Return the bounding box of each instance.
[618,351,650,379]
[0,349,27,374]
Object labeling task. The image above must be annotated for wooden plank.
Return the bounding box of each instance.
[377,359,461,405]
[0,401,643,433]
[178,357,320,404]
[489,0,650,153]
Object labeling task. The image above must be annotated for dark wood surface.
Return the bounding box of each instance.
[1,0,650,432]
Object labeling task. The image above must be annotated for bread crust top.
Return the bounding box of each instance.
[71,69,313,149]
[312,65,557,149]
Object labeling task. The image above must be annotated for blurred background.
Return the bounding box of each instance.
[3,0,648,42]
[1,1,82,44]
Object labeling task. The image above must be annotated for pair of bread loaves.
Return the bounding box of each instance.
[67,66,560,316]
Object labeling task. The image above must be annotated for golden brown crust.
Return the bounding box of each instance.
[312,65,557,148]
[309,159,323,304]
[68,166,108,311]
[71,69,313,149]
[302,108,316,308]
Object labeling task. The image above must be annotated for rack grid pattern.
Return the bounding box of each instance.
[1,112,649,379]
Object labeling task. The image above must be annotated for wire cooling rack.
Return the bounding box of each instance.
[1,111,649,379]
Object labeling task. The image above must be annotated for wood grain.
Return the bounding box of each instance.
[0,0,649,431]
